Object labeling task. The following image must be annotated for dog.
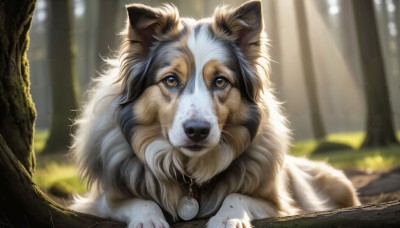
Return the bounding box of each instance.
[70,1,361,227]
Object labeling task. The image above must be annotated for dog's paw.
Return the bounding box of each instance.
[207,216,251,228]
[124,199,170,228]
[128,216,170,228]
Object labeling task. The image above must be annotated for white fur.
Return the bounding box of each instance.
[168,89,220,157]
[186,23,228,69]
[97,196,170,228]
[208,193,277,228]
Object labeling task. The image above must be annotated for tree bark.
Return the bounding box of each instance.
[43,0,79,153]
[293,0,327,140]
[352,0,399,148]
[0,0,37,176]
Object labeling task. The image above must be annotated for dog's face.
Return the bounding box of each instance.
[117,1,268,159]
[159,32,236,156]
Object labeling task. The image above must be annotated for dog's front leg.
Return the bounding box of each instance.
[207,193,277,228]
[98,196,170,228]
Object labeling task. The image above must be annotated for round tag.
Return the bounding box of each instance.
[177,196,199,221]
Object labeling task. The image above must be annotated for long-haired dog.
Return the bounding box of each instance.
[70,1,360,227]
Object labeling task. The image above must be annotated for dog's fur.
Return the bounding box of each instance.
[70,1,360,227]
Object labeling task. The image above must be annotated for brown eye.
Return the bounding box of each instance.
[213,76,228,89]
[163,74,179,88]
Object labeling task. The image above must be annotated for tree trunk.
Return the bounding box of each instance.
[0,0,37,176]
[94,0,121,73]
[264,0,284,98]
[293,0,327,140]
[43,0,79,154]
[394,0,400,67]
[352,0,399,148]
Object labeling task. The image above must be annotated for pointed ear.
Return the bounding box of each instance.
[126,4,180,54]
[212,1,263,52]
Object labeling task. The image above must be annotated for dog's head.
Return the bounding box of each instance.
[117,1,269,160]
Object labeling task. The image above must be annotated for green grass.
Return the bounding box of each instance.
[33,129,87,195]
[33,129,49,153]
[33,153,87,195]
[290,132,365,157]
[310,146,400,172]
[290,132,400,172]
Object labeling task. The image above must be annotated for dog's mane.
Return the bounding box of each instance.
[71,3,291,220]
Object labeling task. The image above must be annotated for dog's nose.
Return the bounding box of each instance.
[183,120,211,142]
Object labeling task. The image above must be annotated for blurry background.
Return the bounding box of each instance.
[28,0,400,201]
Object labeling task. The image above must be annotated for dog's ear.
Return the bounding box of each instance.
[126,4,180,54]
[212,1,263,53]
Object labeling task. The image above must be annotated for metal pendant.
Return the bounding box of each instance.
[178,178,199,220]
[177,195,199,221]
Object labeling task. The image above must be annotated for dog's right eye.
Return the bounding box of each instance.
[163,74,179,89]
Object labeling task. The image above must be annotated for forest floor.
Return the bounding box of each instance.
[346,167,400,204]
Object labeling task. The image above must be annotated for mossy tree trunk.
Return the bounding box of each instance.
[43,0,79,154]
[0,0,37,176]
[352,0,399,148]
[0,1,122,226]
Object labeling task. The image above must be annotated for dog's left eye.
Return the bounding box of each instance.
[213,76,229,89]
[163,74,179,88]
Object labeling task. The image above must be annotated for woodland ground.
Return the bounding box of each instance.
[33,131,400,207]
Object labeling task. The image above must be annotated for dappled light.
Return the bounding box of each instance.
[356,153,397,172]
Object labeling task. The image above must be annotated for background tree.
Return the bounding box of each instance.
[94,0,121,73]
[293,0,327,140]
[264,0,284,98]
[392,0,400,67]
[352,0,399,147]
[43,0,79,153]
